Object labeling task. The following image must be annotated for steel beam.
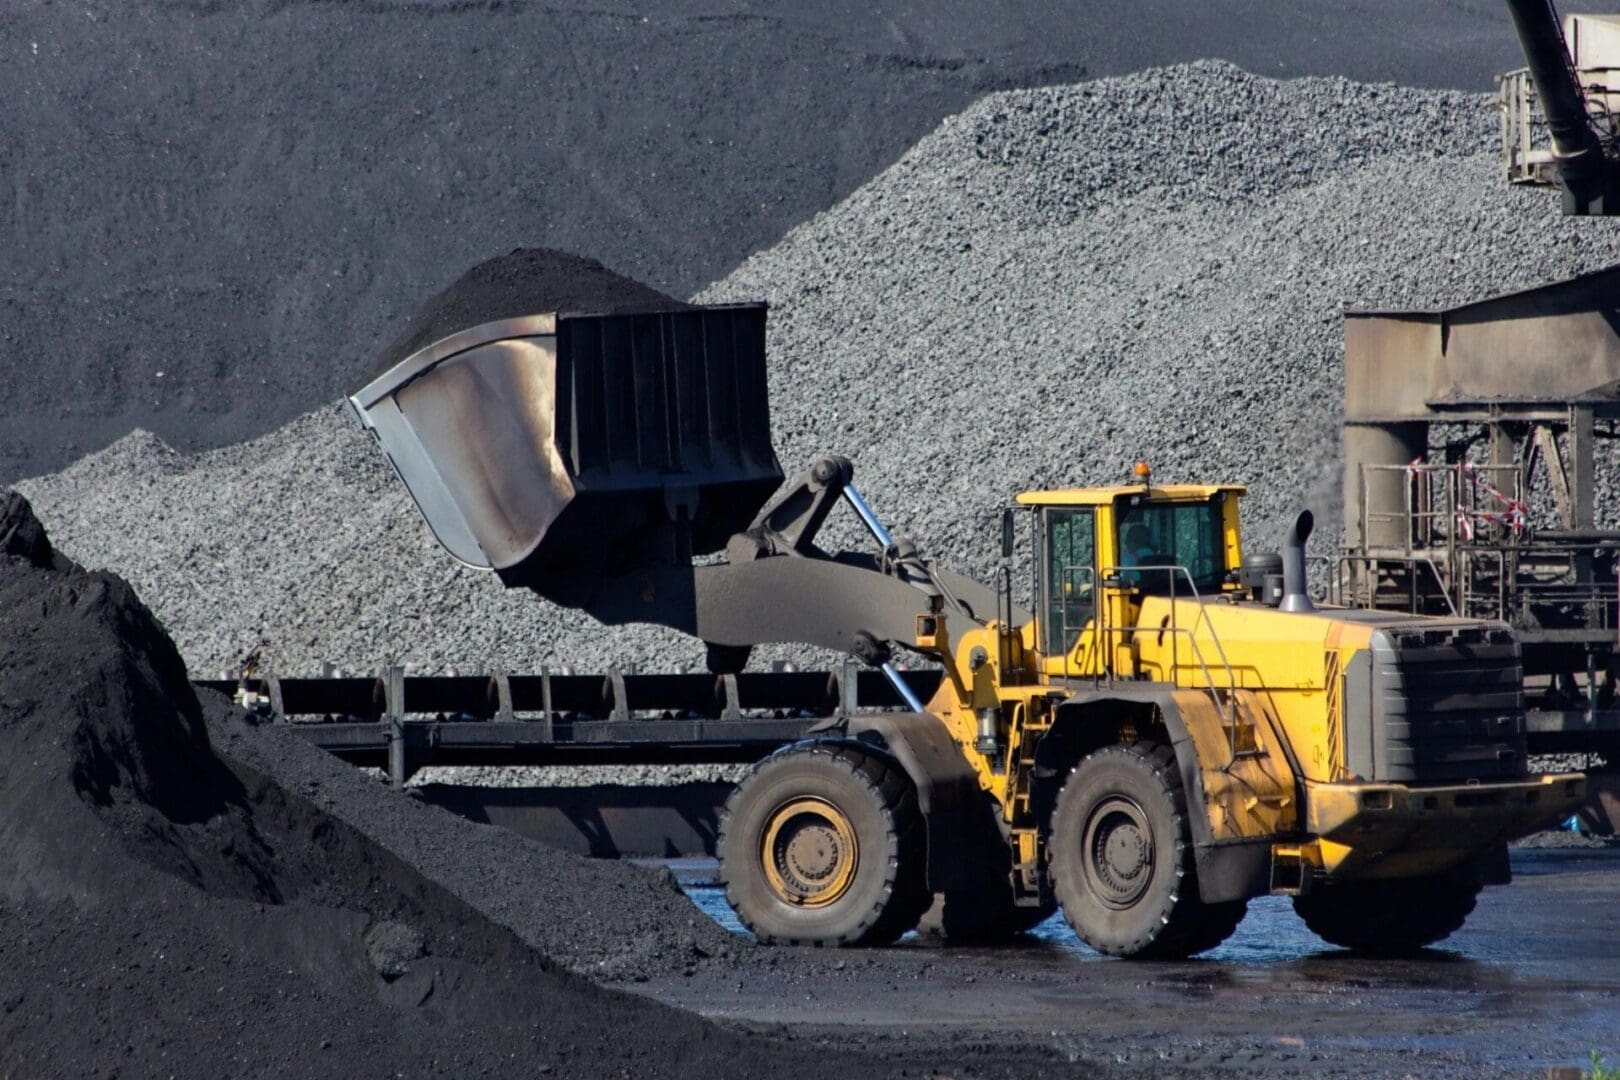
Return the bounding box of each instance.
[413,782,732,858]
[286,717,820,769]
[1525,707,1620,756]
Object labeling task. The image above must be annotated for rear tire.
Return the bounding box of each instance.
[1293,877,1481,954]
[718,741,930,946]
[1048,741,1246,959]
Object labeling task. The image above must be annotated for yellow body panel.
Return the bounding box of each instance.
[1130,597,1377,784]
[1168,688,1298,841]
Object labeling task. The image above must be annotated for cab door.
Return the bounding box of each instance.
[1039,506,1100,676]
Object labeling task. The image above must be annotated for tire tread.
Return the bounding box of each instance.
[1293,877,1480,954]
[1049,740,1246,960]
[718,740,930,947]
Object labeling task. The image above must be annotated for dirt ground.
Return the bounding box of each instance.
[636,848,1620,1079]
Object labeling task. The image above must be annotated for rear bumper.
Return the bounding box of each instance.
[1299,773,1587,879]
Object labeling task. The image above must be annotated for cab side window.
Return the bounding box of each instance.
[1044,507,1096,654]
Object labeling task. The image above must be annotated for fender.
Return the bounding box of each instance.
[1048,685,1296,904]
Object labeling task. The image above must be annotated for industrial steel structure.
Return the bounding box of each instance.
[1500,2,1620,213]
[1338,267,1620,766]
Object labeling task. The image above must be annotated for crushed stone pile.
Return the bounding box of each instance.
[22,64,1620,688]
[0,491,883,1078]
[1511,829,1620,849]
[697,62,1620,564]
[4,1,1588,485]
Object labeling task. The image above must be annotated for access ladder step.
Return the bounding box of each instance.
[1269,843,1310,896]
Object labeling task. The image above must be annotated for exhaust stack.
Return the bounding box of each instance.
[1280,510,1315,614]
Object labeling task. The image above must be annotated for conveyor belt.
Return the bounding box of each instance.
[193,666,1618,785]
[193,665,945,781]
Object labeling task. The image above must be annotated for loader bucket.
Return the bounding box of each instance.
[349,302,782,601]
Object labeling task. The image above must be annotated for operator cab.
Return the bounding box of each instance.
[1013,466,1246,667]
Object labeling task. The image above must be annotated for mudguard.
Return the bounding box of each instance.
[1049,686,1298,905]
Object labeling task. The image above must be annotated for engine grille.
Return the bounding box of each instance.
[1357,624,1528,783]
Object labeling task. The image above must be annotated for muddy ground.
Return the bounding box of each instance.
[639,849,1620,1079]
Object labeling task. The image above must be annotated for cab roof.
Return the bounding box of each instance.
[1015,483,1246,507]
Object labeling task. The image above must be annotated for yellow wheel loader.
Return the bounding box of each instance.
[350,302,1586,958]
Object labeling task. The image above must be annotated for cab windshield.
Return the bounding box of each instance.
[1114,497,1226,594]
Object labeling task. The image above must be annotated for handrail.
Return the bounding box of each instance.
[1333,552,1460,616]
[1357,462,1527,556]
[1144,565,1241,723]
[1060,562,1246,756]
[1335,542,1620,630]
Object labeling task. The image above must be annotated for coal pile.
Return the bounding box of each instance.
[207,699,741,980]
[0,491,875,1078]
[21,64,1620,684]
[7,1,1618,487]
[373,247,690,378]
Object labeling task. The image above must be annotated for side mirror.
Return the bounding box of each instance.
[1000,508,1015,559]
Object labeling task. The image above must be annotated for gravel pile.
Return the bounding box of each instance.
[14,0,1566,487]
[697,62,1620,564]
[23,408,728,677]
[423,763,750,788]
[1511,829,1620,849]
[22,63,1620,687]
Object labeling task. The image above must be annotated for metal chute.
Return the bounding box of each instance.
[1502,0,1620,213]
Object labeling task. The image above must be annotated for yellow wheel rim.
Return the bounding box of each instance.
[760,796,859,908]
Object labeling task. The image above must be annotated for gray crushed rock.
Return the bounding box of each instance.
[414,763,750,788]
[22,63,1620,689]
[1528,754,1608,774]
[696,63,1620,561]
[1511,830,1620,849]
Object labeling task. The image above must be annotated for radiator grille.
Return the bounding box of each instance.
[1365,625,1527,782]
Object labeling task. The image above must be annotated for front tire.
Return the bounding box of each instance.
[1293,877,1481,954]
[718,741,930,946]
[1049,741,1247,959]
